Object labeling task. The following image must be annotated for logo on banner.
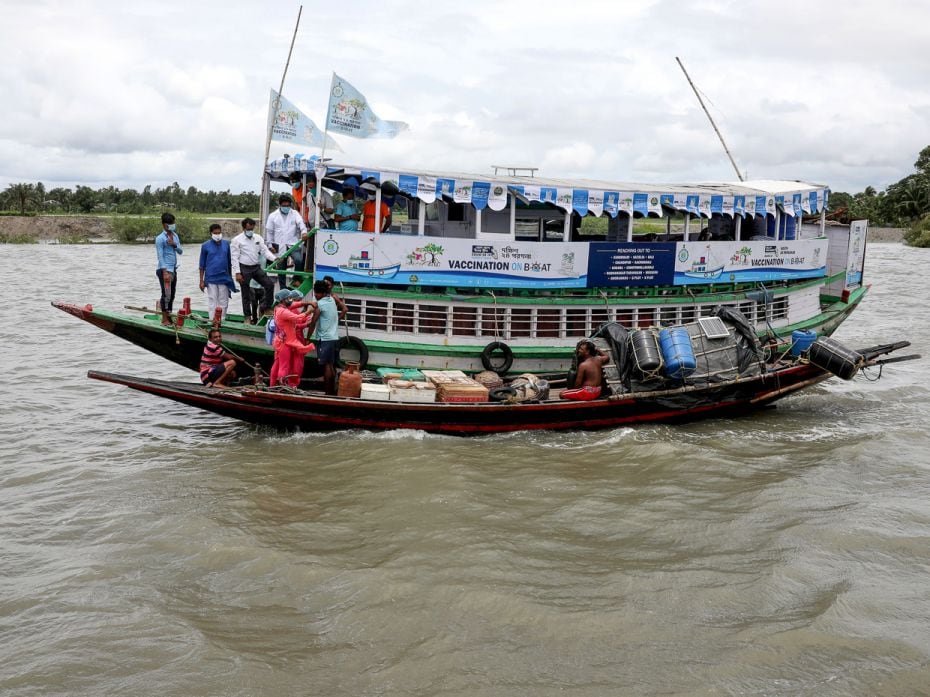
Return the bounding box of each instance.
[678,249,689,262]
[406,242,445,267]
[322,236,339,255]
[493,185,505,197]
[471,245,497,259]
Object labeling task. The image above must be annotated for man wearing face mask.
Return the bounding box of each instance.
[199,223,237,324]
[265,193,308,290]
[154,212,183,326]
[231,217,277,324]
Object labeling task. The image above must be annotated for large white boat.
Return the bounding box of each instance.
[263,157,869,375]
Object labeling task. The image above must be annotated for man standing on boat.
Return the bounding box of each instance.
[333,186,360,231]
[198,224,237,324]
[231,217,277,324]
[265,193,307,291]
[154,212,183,327]
[307,279,341,395]
[361,192,391,233]
[291,172,334,228]
[561,340,609,401]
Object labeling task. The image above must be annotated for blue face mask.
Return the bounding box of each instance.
[279,206,291,215]
[167,224,177,233]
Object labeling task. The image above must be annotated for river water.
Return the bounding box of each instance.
[1,242,929,696]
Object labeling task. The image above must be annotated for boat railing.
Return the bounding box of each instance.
[266,228,318,286]
[336,293,794,342]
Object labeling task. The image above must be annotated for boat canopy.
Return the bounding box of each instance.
[266,157,829,219]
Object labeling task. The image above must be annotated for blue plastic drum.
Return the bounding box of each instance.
[659,327,696,380]
[790,329,817,356]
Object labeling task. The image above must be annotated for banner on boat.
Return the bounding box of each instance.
[316,232,590,289]
[845,221,867,288]
[315,234,828,289]
[587,243,677,286]
[673,239,827,285]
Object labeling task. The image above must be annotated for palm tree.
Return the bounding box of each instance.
[896,180,930,221]
[4,183,38,214]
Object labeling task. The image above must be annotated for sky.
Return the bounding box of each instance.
[2,0,929,196]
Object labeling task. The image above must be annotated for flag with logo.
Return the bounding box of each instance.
[326,73,409,139]
[268,89,341,150]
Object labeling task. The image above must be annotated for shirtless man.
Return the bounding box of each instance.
[561,339,610,401]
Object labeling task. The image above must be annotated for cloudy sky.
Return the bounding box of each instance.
[2,0,928,195]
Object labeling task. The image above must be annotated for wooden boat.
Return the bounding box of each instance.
[85,340,915,436]
[55,158,871,379]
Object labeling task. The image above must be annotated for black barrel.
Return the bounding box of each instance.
[630,329,663,375]
[807,336,863,380]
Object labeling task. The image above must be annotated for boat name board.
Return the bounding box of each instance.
[316,233,828,288]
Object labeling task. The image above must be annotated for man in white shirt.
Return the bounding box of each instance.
[231,217,277,323]
[265,193,307,290]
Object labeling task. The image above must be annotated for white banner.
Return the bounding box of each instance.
[674,239,827,284]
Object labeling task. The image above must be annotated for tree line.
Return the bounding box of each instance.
[0,181,259,215]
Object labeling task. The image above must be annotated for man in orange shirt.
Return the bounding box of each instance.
[361,194,392,233]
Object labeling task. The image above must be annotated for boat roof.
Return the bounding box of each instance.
[266,157,829,216]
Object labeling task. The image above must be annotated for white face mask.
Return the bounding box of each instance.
[244,229,254,238]
[211,233,223,242]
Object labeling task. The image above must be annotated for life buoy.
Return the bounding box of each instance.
[480,341,514,374]
[337,335,369,369]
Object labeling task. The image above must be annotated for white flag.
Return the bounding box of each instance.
[268,89,341,150]
[326,73,409,139]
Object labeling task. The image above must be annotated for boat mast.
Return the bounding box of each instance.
[675,56,743,182]
[259,5,304,233]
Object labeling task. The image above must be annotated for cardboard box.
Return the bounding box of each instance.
[360,384,391,401]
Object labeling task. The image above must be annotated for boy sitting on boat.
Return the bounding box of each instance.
[561,340,610,401]
[200,328,242,388]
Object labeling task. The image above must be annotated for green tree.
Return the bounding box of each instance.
[4,183,38,214]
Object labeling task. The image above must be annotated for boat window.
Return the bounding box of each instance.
[543,219,564,242]
[480,306,506,338]
[419,304,448,334]
[365,301,389,331]
[537,308,561,338]
[452,306,478,336]
[344,298,363,329]
[591,308,609,334]
[424,201,442,222]
[392,302,415,332]
[447,201,466,222]
[566,308,587,334]
[515,218,540,240]
[511,308,532,338]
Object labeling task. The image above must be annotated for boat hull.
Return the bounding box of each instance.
[87,364,832,436]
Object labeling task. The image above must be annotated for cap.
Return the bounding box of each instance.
[288,290,304,300]
[273,289,291,304]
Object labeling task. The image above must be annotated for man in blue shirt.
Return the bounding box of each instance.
[199,223,237,324]
[308,279,345,395]
[333,186,360,231]
[154,212,183,326]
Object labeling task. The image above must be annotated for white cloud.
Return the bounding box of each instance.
[1,0,929,195]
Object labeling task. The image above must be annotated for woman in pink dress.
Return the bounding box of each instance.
[269,290,315,387]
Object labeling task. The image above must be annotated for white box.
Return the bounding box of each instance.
[389,380,436,403]
[360,384,391,401]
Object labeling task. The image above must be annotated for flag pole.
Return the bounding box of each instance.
[321,72,333,162]
[260,5,303,234]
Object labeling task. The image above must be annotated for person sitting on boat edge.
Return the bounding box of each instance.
[154,212,183,327]
[307,279,341,395]
[231,217,277,324]
[561,340,609,401]
[200,328,242,388]
[198,224,238,324]
[265,193,308,291]
[333,186,360,231]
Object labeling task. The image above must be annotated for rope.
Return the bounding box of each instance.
[488,290,502,341]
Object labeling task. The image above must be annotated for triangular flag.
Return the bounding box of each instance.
[268,89,341,150]
[326,73,409,139]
